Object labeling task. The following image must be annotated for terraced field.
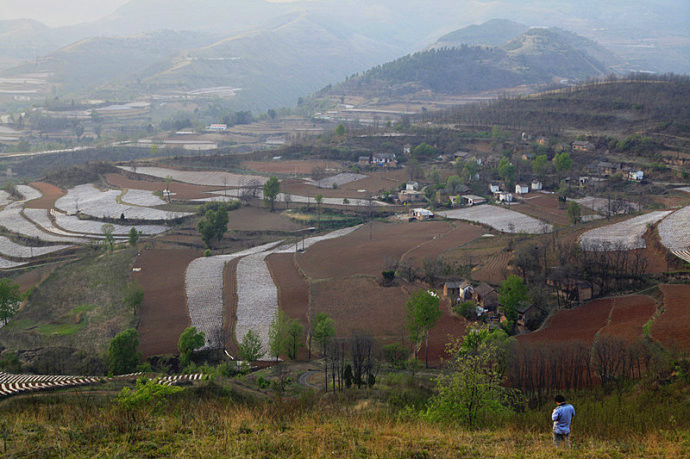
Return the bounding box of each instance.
[579,211,671,250]
[439,205,552,234]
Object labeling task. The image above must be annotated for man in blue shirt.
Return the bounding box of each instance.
[552,394,575,447]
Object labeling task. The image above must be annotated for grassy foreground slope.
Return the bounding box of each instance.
[0,377,688,459]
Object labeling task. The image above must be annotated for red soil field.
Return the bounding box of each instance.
[599,295,657,343]
[266,253,310,324]
[653,284,690,352]
[309,278,465,365]
[226,207,306,232]
[24,182,64,209]
[471,250,513,285]
[401,222,484,266]
[134,247,200,356]
[514,194,571,226]
[297,221,459,279]
[242,160,342,175]
[105,173,220,200]
[520,297,615,344]
[266,253,311,360]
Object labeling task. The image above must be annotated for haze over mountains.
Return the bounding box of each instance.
[0,0,688,110]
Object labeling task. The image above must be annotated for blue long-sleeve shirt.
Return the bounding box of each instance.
[552,403,575,434]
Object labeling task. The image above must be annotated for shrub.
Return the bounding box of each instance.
[115,378,183,411]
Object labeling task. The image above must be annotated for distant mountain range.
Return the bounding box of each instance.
[318,24,618,100]
[0,0,687,111]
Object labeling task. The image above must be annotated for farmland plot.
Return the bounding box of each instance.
[55,184,192,221]
[16,185,42,202]
[658,206,690,263]
[677,187,690,194]
[0,190,10,207]
[200,190,389,207]
[0,236,69,259]
[120,189,166,207]
[235,252,279,353]
[0,256,26,269]
[439,205,552,234]
[0,207,88,243]
[185,241,282,349]
[54,213,168,236]
[118,166,269,187]
[310,173,367,188]
[579,211,671,250]
[573,196,639,215]
[272,225,362,254]
[23,209,102,239]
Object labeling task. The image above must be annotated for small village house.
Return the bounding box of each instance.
[443,281,473,304]
[628,170,644,181]
[406,181,419,191]
[497,192,513,203]
[531,180,543,191]
[371,153,397,166]
[206,123,228,132]
[489,183,501,194]
[397,190,424,203]
[461,194,486,206]
[473,283,498,311]
[515,184,529,195]
[410,208,434,220]
[572,140,595,152]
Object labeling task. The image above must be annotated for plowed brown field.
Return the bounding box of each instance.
[297,221,474,279]
[653,284,690,352]
[600,295,657,342]
[226,207,306,232]
[267,253,311,359]
[520,298,615,344]
[134,247,200,356]
[105,173,220,200]
[25,182,64,209]
[402,222,484,265]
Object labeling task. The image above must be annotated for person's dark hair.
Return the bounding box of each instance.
[555,394,566,404]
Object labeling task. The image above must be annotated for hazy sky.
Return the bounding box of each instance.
[0,0,130,26]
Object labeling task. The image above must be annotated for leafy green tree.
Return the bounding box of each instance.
[268,310,290,361]
[462,161,480,183]
[312,313,335,356]
[532,154,549,180]
[311,312,336,390]
[406,289,442,368]
[128,227,140,247]
[567,201,581,224]
[197,203,229,249]
[446,175,463,195]
[424,186,437,208]
[238,329,265,362]
[314,194,323,228]
[382,343,407,369]
[425,325,515,427]
[335,123,346,137]
[497,157,515,187]
[454,301,478,320]
[413,143,437,160]
[0,278,21,325]
[498,274,529,327]
[286,319,304,360]
[102,223,115,253]
[178,326,205,366]
[553,151,572,181]
[263,176,281,211]
[123,281,144,315]
[108,328,141,374]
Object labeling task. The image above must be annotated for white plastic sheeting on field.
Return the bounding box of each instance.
[439,205,552,234]
[579,211,671,251]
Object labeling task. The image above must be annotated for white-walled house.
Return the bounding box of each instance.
[531,180,543,191]
[489,184,500,193]
[628,170,644,181]
[406,181,419,191]
[515,184,529,194]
